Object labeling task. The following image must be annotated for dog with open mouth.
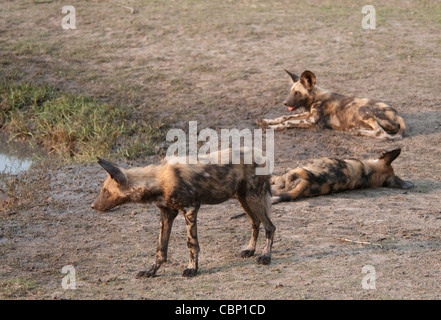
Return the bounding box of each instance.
[258,70,407,140]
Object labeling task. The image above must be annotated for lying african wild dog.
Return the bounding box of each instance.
[271,148,413,203]
[258,70,406,140]
[91,148,275,278]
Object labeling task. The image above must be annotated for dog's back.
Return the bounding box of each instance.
[160,147,271,207]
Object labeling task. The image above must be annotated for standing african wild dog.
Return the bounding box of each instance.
[91,148,275,278]
[258,70,406,140]
[271,148,413,203]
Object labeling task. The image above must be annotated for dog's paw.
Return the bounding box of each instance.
[240,249,255,258]
[272,125,287,131]
[182,268,198,277]
[135,270,156,279]
[256,119,268,128]
[256,255,271,265]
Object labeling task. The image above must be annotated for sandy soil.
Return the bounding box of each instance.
[1,0,440,299]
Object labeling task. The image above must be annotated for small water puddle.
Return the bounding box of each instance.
[0,153,32,174]
[0,134,40,174]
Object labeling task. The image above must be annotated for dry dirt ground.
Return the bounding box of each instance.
[1,0,441,299]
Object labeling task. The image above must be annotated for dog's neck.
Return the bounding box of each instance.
[310,86,344,105]
[360,159,394,187]
[126,165,163,203]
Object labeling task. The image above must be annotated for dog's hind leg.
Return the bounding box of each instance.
[357,108,403,140]
[241,190,275,265]
[355,118,403,140]
[237,194,261,258]
[272,179,308,203]
[182,204,201,277]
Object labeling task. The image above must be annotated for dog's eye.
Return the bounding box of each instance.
[295,92,300,97]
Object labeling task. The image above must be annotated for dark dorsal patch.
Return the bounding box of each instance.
[288,172,300,182]
[303,159,351,195]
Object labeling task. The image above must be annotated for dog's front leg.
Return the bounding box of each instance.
[267,116,317,131]
[257,112,311,127]
[267,102,322,130]
[136,206,178,279]
[182,204,201,277]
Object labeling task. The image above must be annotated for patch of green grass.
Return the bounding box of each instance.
[8,38,54,56]
[0,82,166,162]
[0,278,38,298]
[414,1,441,26]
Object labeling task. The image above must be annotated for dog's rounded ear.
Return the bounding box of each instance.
[300,70,316,90]
[285,69,300,83]
[97,158,128,185]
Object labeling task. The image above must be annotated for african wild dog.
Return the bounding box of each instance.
[91,148,275,278]
[271,148,413,203]
[257,70,406,140]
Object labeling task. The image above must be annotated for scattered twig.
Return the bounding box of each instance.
[101,0,135,14]
[230,212,246,220]
[337,238,384,249]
